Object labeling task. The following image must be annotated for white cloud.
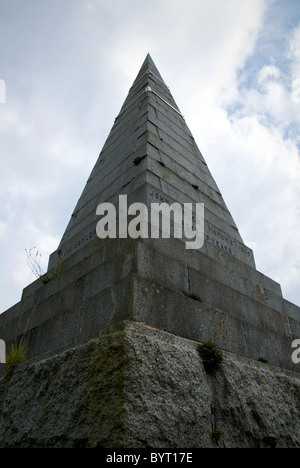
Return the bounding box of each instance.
[257,64,281,85]
[290,24,300,78]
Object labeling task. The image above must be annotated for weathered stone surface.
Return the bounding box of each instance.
[213,352,300,448]
[0,321,299,448]
[0,323,129,448]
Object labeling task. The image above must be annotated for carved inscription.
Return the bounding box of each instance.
[65,230,97,257]
[206,225,252,259]
[149,188,253,262]
[59,188,252,265]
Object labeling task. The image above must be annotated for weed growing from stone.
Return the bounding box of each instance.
[26,247,63,285]
[5,342,28,378]
[183,291,203,302]
[212,427,223,445]
[134,155,146,166]
[197,340,223,373]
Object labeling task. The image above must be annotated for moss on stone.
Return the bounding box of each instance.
[88,331,128,447]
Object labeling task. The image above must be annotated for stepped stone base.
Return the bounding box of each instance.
[1,237,299,373]
[0,321,299,448]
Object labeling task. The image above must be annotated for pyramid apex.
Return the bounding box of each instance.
[133,53,166,86]
[145,52,155,64]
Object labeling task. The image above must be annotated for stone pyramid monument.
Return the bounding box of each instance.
[0,55,299,448]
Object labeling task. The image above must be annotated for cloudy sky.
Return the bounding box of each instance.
[0,0,300,313]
